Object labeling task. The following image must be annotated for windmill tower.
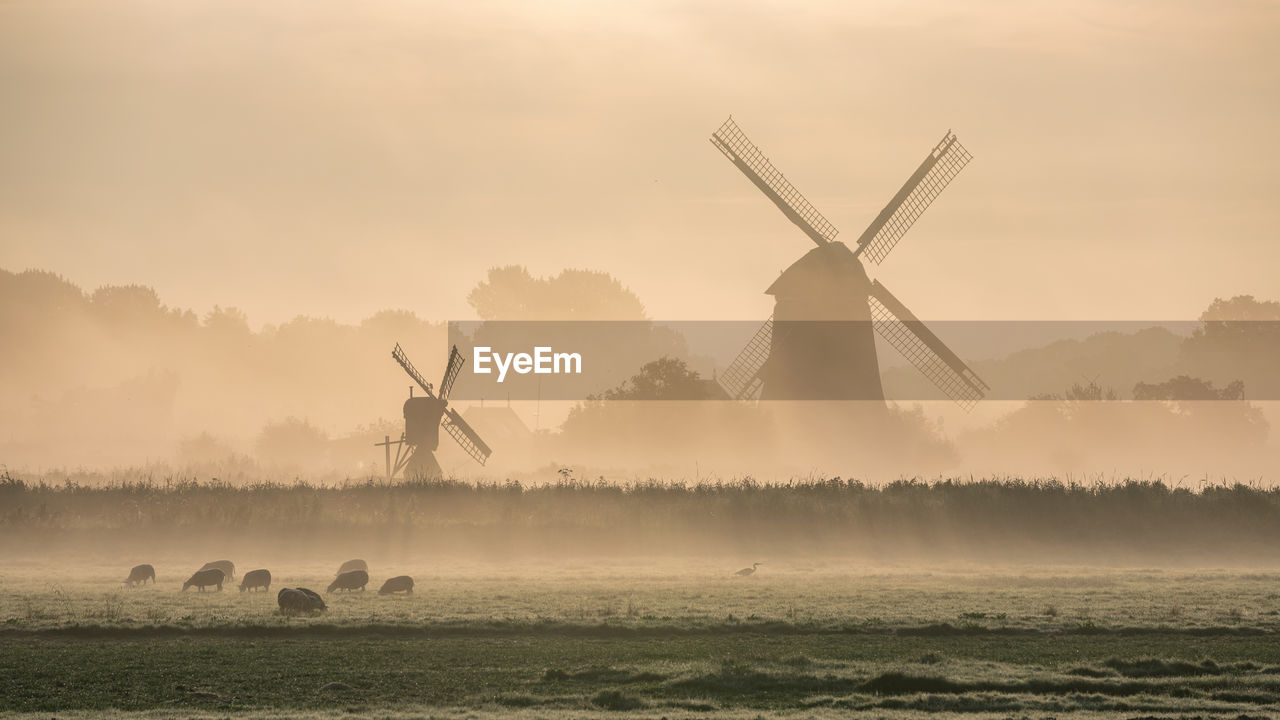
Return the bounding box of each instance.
[712,117,989,409]
[377,343,492,478]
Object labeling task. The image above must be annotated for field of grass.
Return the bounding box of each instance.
[6,564,1280,717]
[4,563,1280,632]
[7,476,1280,717]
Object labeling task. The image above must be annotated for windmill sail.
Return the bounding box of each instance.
[711,117,839,248]
[439,346,465,401]
[867,280,989,410]
[855,132,972,265]
[392,343,435,397]
[717,317,773,401]
[442,408,492,465]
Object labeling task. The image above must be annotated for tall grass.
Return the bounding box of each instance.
[3,471,1280,562]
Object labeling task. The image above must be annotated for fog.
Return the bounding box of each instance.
[1,0,1279,481]
[2,267,1278,481]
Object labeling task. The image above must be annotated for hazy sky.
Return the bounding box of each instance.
[2,0,1277,326]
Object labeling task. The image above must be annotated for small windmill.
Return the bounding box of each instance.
[376,343,492,479]
[712,117,989,409]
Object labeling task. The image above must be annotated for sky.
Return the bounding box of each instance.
[1,0,1278,327]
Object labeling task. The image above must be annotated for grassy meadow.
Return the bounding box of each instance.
[6,475,1280,717]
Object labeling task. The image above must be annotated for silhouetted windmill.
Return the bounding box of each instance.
[711,117,989,409]
[377,344,491,478]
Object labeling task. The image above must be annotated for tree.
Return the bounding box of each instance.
[1133,375,1245,401]
[467,266,647,320]
[1181,296,1280,399]
[1030,380,1117,403]
[254,417,329,470]
[1191,295,1280,344]
[595,356,718,400]
[203,306,251,336]
[91,284,195,332]
[1199,295,1280,323]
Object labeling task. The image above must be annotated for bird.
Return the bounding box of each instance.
[735,562,763,577]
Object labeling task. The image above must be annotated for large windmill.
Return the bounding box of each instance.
[377,343,492,478]
[712,117,989,410]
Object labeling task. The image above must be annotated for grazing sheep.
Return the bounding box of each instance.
[124,564,155,586]
[336,559,368,576]
[278,587,327,613]
[378,575,414,595]
[239,569,271,593]
[182,568,224,592]
[327,569,369,593]
[200,560,236,580]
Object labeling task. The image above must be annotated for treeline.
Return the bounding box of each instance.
[0,266,657,471]
[5,473,1280,564]
[5,266,1279,478]
[883,296,1280,403]
[0,268,445,468]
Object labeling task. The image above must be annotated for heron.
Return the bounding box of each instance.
[735,562,763,577]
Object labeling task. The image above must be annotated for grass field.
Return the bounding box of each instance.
[7,477,1280,717]
[5,564,1280,718]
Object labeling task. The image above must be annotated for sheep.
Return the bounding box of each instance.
[278,587,327,613]
[124,564,155,586]
[327,569,369,593]
[378,575,414,595]
[182,568,224,592]
[200,560,236,580]
[336,559,368,576]
[238,569,271,592]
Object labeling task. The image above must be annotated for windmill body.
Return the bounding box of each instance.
[711,117,990,411]
[763,241,883,401]
[404,396,447,450]
[402,395,448,476]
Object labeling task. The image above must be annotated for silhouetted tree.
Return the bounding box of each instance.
[1031,380,1118,403]
[1181,296,1280,400]
[467,266,647,320]
[254,417,329,470]
[1133,375,1245,401]
[595,357,717,400]
[203,306,251,336]
[1196,295,1280,339]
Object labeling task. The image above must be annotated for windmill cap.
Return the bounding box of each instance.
[767,241,871,306]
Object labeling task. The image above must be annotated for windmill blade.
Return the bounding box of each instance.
[439,345,465,401]
[855,131,972,265]
[867,280,989,410]
[717,316,772,401]
[442,408,492,465]
[392,343,435,397]
[711,117,839,248]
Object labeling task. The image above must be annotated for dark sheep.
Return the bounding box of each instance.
[182,568,224,592]
[124,564,155,586]
[327,569,369,593]
[200,560,236,580]
[378,575,414,595]
[278,587,327,613]
[336,559,368,576]
[239,569,271,592]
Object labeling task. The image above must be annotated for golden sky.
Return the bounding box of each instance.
[1,0,1277,326]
